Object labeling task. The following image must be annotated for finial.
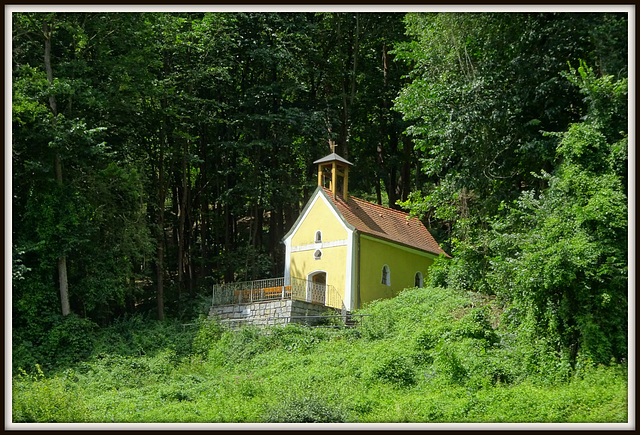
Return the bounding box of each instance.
[329,140,337,154]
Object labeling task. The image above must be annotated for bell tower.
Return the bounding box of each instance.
[313,140,353,201]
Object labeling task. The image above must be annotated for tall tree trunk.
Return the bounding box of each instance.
[177,139,188,305]
[223,160,235,283]
[156,238,165,321]
[44,18,70,316]
[250,203,263,280]
[156,108,167,321]
[186,152,194,295]
[198,133,209,280]
[156,180,165,321]
[54,155,71,316]
[268,204,283,277]
[376,135,385,206]
[388,165,398,209]
[400,135,412,202]
[56,254,71,315]
[387,126,401,210]
[345,12,359,159]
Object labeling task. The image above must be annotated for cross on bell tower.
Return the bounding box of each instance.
[313,140,353,201]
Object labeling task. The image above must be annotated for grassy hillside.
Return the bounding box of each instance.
[12,287,628,423]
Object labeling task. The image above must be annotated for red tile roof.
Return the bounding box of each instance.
[322,187,450,257]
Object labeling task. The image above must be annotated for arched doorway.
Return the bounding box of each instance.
[307,271,327,304]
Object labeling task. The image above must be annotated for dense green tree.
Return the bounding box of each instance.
[395,12,627,285]
[12,13,154,330]
[394,13,628,365]
[486,63,628,365]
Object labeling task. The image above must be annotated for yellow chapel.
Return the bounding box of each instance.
[282,150,449,312]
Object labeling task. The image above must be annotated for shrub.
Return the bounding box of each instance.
[358,299,397,340]
[158,386,193,402]
[91,314,197,360]
[41,314,98,370]
[191,316,224,357]
[147,349,178,375]
[453,306,499,345]
[215,326,269,364]
[12,336,43,376]
[267,323,328,353]
[432,345,467,385]
[368,353,417,388]
[12,365,89,422]
[261,394,351,423]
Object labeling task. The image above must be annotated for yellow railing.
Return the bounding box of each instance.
[211,276,345,313]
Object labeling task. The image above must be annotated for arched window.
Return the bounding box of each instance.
[314,249,322,260]
[381,265,391,286]
[414,272,424,288]
[315,230,322,243]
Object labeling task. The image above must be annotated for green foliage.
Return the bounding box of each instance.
[486,65,628,365]
[358,286,470,341]
[212,326,269,364]
[397,14,627,368]
[12,335,43,378]
[41,314,98,369]
[368,352,417,388]
[10,287,628,423]
[261,394,351,423]
[452,306,499,344]
[191,316,224,357]
[91,314,195,358]
[12,365,89,422]
[78,350,179,391]
[13,314,97,375]
[432,344,467,385]
[203,322,332,369]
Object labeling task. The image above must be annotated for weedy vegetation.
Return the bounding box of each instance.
[12,287,628,424]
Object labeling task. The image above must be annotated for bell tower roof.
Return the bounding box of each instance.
[313,152,353,166]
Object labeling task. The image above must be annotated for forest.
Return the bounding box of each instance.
[11,11,629,423]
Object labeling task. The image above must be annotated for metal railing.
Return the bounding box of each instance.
[211,276,346,312]
[212,277,287,305]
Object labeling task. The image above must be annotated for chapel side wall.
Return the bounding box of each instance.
[358,235,435,307]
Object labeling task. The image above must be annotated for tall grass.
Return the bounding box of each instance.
[11,287,628,423]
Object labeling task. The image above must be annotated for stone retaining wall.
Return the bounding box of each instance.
[209,299,339,328]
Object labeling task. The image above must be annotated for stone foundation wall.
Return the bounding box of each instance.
[209,299,338,328]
